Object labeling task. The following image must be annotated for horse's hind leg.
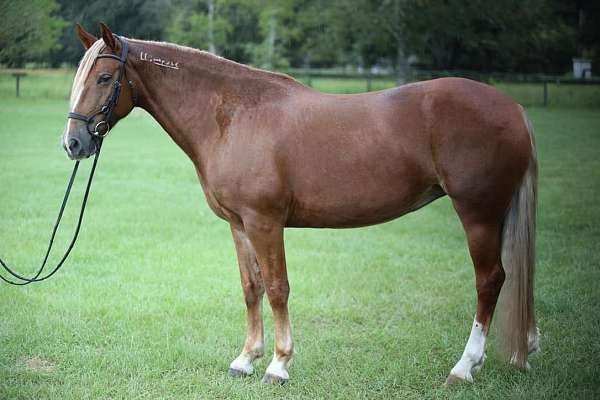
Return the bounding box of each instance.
[228,224,265,377]
[446,201,505,384]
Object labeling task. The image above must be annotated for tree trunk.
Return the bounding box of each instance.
[396,37,407,85]
[267,14,276,69]
[208,0,216,54]
[394,0,407,85]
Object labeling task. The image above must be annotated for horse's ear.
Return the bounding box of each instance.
[100,22,117,51]
[75,23,97,49]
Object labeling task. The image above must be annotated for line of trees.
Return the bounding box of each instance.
[1,0,599,76]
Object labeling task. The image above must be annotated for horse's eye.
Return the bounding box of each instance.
[97,74,112,84]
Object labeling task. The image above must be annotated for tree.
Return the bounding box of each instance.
[0,0,66,67]
[166,0,233,55]
[242,0,300,69]
[4,0,595,75]
[559,0,600,74]
[50,0,170,66]
[292,0,397,69]
[375,0,410,82]
[401,0,578,73]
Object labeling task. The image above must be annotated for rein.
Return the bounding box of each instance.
[0,36,129,286]
[0,144,102,285]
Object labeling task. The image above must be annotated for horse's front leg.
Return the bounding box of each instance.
[244,216,293,384]
[228,224,265,377]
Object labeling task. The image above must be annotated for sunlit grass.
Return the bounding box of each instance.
[0,76,599,398]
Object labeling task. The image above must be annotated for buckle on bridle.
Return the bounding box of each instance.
[93,120,110,137]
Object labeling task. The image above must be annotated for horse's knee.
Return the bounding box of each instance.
[265,280,289,308]
[242,280,264,306]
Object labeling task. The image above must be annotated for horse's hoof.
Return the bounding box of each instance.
[445,374,469,386]
[229,368,251,378]
[262,373,288,385]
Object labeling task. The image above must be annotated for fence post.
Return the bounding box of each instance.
[366,72,372,92]
[13,73,23,97]
[543,81,548,107]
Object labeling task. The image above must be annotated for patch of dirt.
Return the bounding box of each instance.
[23,356,56,373]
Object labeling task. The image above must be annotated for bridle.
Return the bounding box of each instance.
[0,35,134,286]
[67,35,133,138]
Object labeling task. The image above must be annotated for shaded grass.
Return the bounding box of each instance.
[0,80,599,398]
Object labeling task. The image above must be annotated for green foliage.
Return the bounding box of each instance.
[401,0,578,73]
[244,1,300,69]
[566,0,600,73]
[167,11,232,51]
[52,0,171,67]
[166,0,233,54]
[1,0,600,73]
[0,0,67,67]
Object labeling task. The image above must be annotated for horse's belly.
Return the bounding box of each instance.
[282,129,440,228]
[285,180,443,228]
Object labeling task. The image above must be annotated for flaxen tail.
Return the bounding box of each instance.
[497,109,539,369]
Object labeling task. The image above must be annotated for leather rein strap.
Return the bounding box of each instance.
[67,35,131,138]
[0,37,131,285]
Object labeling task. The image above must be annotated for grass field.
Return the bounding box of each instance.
[0,73,599,399]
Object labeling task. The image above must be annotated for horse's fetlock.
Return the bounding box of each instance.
[249,346,264,359]
[276,343,294,360]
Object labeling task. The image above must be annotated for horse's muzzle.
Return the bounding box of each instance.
[63,129,98,160]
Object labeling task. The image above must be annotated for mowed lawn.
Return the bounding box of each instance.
[0,74,599,399]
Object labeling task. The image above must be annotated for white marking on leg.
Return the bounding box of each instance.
[449,318,486,383]
[229,352,255,375]
[265,354,289,380]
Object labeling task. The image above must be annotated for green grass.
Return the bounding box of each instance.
[298,76,398,94]
[494,82,600,108]
[0,70,73,100]
[1,74,599,399]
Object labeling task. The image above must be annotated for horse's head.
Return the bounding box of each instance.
[63,23,135,160]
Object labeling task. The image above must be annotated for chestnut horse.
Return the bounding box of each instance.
[64,24,539,385]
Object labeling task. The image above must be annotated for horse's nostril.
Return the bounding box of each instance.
[68,138,80,153]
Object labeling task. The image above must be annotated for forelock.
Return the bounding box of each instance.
[70,40,105,107]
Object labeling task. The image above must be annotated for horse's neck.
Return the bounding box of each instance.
[127,41,221,161]
[128,40,301,173]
